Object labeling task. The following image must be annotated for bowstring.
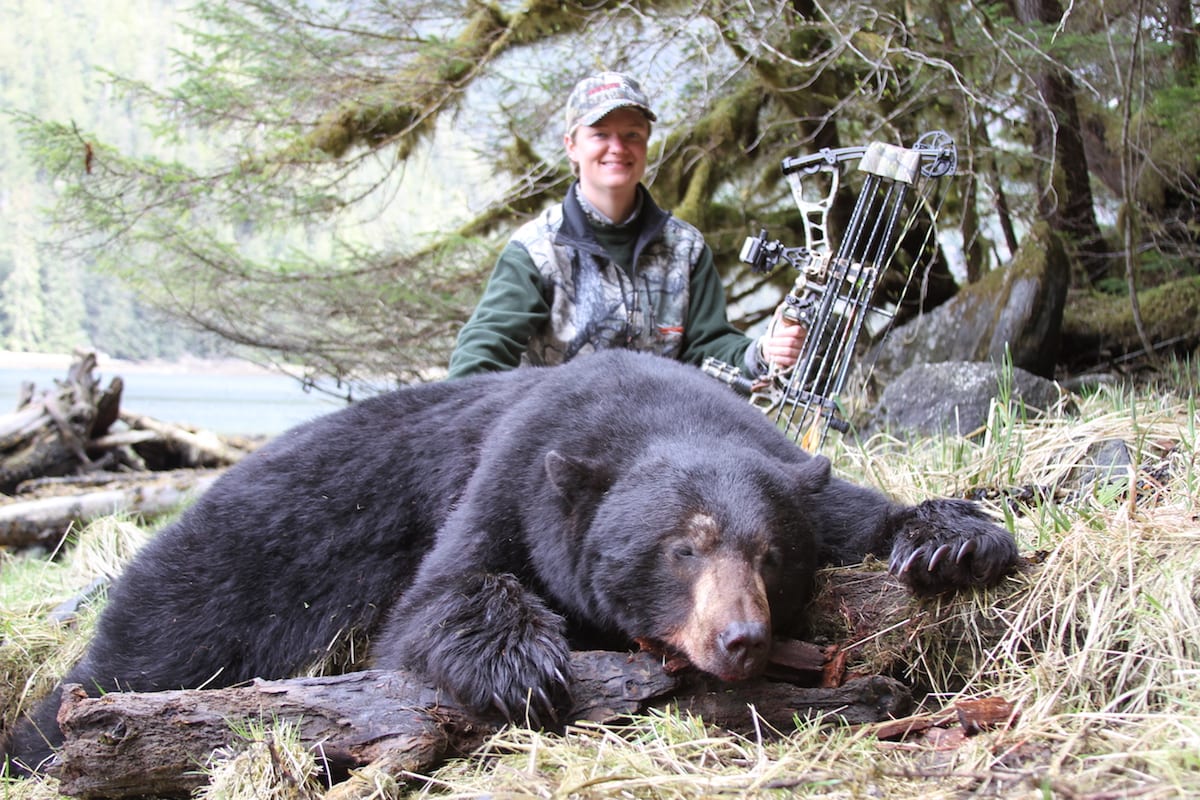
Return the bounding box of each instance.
[770,149,954,447]
[854,171,954,394]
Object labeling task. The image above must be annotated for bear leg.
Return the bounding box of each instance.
[373,572,572,728]
[807,473,1018,594]
[3,685,65,776]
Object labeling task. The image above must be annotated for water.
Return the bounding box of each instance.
[0,366,347,437]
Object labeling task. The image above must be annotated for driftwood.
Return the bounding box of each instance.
[1,351,254,491]
[0,470,221,548]
[116,411,250,468]
[52,651,912,799]
[0,353,116,493]
[0,352,259,545]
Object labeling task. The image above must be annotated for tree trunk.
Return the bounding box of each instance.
[1168,0,1198,74]
[1009,0,1110,282]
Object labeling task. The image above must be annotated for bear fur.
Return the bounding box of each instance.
[4,350,1018,775]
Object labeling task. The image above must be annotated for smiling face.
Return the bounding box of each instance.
[564,107,650,216]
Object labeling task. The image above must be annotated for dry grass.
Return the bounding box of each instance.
[0,518,149,736]
[2,364,1198,798]
[196,720,325,800]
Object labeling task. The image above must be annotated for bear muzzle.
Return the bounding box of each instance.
[668,554,774,682]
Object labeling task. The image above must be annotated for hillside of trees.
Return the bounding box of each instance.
[0,0,225,359]
[4,1,1198,381]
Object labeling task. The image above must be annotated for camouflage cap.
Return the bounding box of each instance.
[564,72,657,136]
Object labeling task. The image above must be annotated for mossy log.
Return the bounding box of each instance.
[1060,275,1200,369]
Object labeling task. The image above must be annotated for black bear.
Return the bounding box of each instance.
[4,350,1017,775]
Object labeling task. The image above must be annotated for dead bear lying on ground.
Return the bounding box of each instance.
[4,350,1018,775]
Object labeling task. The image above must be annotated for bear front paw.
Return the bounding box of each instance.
[409,573,573,728]
[887,499,1018,594]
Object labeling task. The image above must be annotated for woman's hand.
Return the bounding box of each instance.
[758,304,806,369]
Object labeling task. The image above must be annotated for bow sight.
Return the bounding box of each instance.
[704,131,958,451]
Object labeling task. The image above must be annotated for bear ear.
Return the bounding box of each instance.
[795,454,832,493]
[544,451,611,504]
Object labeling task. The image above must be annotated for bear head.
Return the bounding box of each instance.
[542,440,831,682]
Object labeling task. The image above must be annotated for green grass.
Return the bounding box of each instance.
[3,364,1199,798]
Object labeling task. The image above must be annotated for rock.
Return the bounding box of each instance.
[1063,438,1135,495]
[869,222,1069,381]
[869,361,1064,438]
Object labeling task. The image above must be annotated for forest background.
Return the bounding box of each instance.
[1,0,1198,388]
[0,0,217,360]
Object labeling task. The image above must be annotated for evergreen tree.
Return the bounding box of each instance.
[9,0,1198,382]
[0,215,48,351]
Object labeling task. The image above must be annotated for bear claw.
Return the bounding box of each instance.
[886,498,1018,593]
[956,539,977,562]
[927,543,953,571]
[491,692,513,721]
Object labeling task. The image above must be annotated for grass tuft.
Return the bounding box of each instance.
[1,517,150,734]
[197,719,326,800]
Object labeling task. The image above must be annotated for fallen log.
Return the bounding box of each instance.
[24,518,1019,797]
[0,471,220,548]
[29,559,991,797]
[0,405,53,450]
[52,653,911,799]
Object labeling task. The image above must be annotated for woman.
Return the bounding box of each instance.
[448,71,803,379]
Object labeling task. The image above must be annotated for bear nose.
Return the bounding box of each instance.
[718,620,771,674]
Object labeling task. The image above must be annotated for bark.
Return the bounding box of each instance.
[1008,0,1109,282]
[1168,0,1198,76]
[52,653,911,800]
[860,695,1018,741]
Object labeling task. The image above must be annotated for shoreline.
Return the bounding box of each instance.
[0,351,342,436]
[0,350,277,377]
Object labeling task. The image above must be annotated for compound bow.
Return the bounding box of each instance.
[704,131,958,451]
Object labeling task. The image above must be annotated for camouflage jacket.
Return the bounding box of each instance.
[448,183,756,378]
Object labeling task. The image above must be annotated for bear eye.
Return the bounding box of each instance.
[670,542,696,560]
[762,547,783,570]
